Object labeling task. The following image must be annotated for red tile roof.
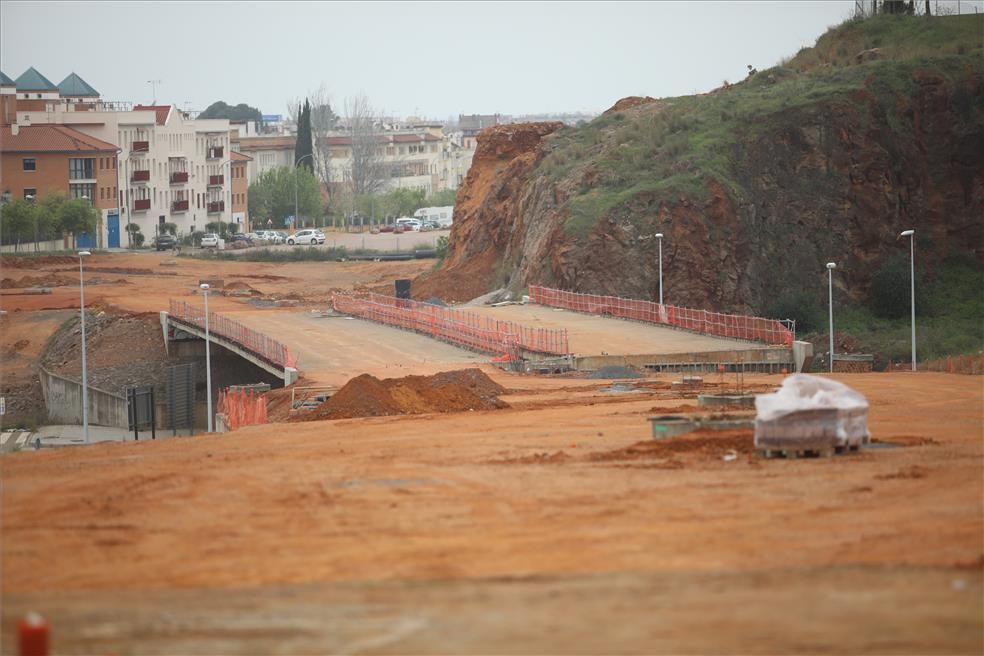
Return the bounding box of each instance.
[133,104,171,126]
[230,150,252,162]
[236,136,296,151]
[0,124,118,153]
[321,133,440,147]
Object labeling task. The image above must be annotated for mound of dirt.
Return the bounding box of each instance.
[590,429,754,462]
[295,368,508,421]
[605,96,659,113]
[0,255,76,269]
[588,365,643,379]
[1,275,72,289]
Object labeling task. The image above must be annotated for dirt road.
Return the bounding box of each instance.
[1,371,981,653]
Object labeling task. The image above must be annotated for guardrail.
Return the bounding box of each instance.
[528,285,794,346]
[169,300,298,368]
[332,292,570,357]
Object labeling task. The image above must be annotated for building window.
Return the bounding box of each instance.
[24,188,37,199]
[69,183,95,201]
[23,158,36,171]
[69,158,95,180]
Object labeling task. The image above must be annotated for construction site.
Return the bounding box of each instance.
[0,247,981,654]
[2,10,983,654]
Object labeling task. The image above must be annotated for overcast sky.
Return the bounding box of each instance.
[1,1,974,119]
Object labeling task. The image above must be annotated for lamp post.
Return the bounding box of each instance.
[295,153,315,229]
[900,229,916,371]
[655,232,664,305]
[25,194,37,252]
[200,283,213,432]
[826,262,836,373]
[79,250,91,443]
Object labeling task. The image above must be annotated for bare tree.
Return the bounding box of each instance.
[345,94,387,197]
[304,84,337,203]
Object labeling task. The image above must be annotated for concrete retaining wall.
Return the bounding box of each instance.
[574,347,793,372]
[1,238,68,253]
[39,366,128,428]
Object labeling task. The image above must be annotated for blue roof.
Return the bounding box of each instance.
[58,72,99,97]
[15,67,58,91]
[0,70,14,86]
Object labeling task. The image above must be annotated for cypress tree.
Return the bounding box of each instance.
[294,99,314,172]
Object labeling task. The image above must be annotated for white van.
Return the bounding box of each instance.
[414,206,453,228]
[395,217,422,231]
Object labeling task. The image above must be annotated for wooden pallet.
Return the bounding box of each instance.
[756,443,862,459]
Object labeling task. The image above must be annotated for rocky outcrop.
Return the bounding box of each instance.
[418,29,983,312]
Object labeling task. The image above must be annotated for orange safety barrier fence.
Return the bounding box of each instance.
[891,353,984,375]
[169,300,298,368]
[527,285,794,346]
[332,292,571,356]
[216,388,269,431]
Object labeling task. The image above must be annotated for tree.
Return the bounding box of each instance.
[868,255,926,319]
[0,199,36,250]
[294,99,314,173]
[199,101,263,123]
[58,199,100,248]
[346,94,387,197]
[248,166,323,227]
[427,188,457,207]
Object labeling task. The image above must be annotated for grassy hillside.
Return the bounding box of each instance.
[533,13,983,365]
[544,14,982,238]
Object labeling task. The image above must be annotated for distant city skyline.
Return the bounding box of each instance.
[2,1,980,118]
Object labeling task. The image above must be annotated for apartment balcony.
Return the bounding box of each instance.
[207,174,224,187]
[132,141,149,153]
[207,201,225,214]
[131,170,150,183]
[171,200,189,212]
[133,199,151,211]
[207,146,224,159]
[169,171,189,184]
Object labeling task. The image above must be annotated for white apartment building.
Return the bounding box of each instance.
[233,135,296,186]
[17,94,234,244]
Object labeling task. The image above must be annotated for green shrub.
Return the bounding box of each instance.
[867,254,926,319]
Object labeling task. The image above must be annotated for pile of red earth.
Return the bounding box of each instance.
[294,368,508,421]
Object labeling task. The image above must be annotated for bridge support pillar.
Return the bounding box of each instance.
[284,367,299,386]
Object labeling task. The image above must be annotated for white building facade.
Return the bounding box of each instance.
[18,101,233,244]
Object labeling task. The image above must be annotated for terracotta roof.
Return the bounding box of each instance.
[58,72,99,97]
[133,104,171,126]
[321,133,440,147]
[0,124,119,153]
[15,67,58,92]
[236,136,295,151]
[230,150,252,162]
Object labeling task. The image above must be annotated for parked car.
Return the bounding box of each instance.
[419,220,439,232]
[154,233,177,251]
[230,233,252,246]
[395,217,422,232]
[287,229,325,245]
[200,233,219,248]
[276,231,289,242]
[379,224,395,233]
[258,230,283,244]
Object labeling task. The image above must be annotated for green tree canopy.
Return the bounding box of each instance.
[58,198,100,236]
[248,166,323,228]
[427,188,457,207]
[0,199,36,246]
[199,101,263,123]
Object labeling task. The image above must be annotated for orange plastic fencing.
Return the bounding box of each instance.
[332,292,571,356]
[216,388,269,431]
[893,353,984,375]
[169,300,298,368]
[528,285,794,346]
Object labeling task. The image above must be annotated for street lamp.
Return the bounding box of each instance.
[25,194,37,252]
[200,283,214,433]
[900,229,916,371]
[826,262,836,373]
[655,232,664,305]
[295,153,315,230]
[79,250,91,443]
